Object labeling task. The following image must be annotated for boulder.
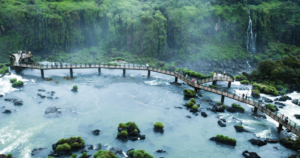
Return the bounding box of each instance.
[201,112,207,117]
[127,148,134,156]
[264,138,279,143]
[186,115,191,118]
[92,129,100,135]
[251,92,260,98]
[38,89,46,92]
[37,93,46,98]
[87,145,93,150]
[280,139,296,150]
[262,97,273,103]
[95,143,101,150]
[13,99,23,106]
[294,114,300,119]
[156,149,166,153]
[0,94,3,97]
[210,137,236,146]
[242,150,261,158]
[175,107,182,109]
[227,107,244,113]
[278,96,292,101]
[140,135,145,139]
[81,149,87,153]
[234,125,250,132]
[109,147,122,155]
[44,107,61,115]
[248,138,267,147]
[292,99,299,105]
[0,154,6,158]
[211,105,225,112]
[2,110,11,113]
[274,102,285,106]
[47,96,53,99]
[218,120,226,127]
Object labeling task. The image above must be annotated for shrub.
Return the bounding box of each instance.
[266,104,276,112]
[7,153,12,158]
[0,66,9,74]
[190,98,196,104]
[221,105,226,108]
[46,157,54,158]
[234,74,247,81]
[182,68,210,79]
[125,122,138,129]
[118,123,127,129]
[183,89,196,97]
[279,91,286,95]
[56,143,71,151]
[237,125,243,128]
[252,89,260,96]
[69,153,77,158]
[55,137,85,150]
[12,81,24,87]
[276,85,285,91]
[128,149,154,158]
[240,80,249,85]
[119,130,128,137]
[253,82,263,90]
[216,134,237,143]
[185,101,194,107]
[217,102,222,105]
[134,129,138,133]
[10,78,17,83]
[73,85,78,90]
[94,150,118,158]
[80,152,88,158]
[232,103,245,112]
[192,105,199,110]
[209,85,218,89]
[154,122,164,129]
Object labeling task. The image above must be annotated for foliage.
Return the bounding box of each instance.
[0,67,9,74]
[7,153,12,158]
[154,122,164,129]
[240,80,249,85]
[183,89,196,97]
[73,85,78,90]
[209,85,218,89]
[125,122,138,129]
[10,78,17,83]
[192,105,199,110]
[234,74,247,81]
[182,68,212,79]
[118,130,128,137]
[118,123,127,129]
[80,152,88,158]
[232,103,245,112]
[128,149,154,158]
[12,81,24,87]
[134,129,138,133]
[46,157,55,158]
[190,98,196,104]
[69,153,78,158]
[252,89,260,96]
[237,125,243,128]
[94,150,119,158]
[266,104,276,112]
[185,101,194,108]
[56,137,85,150]
[56,143,72,151]
[216,134,237,143]
[221,105,226,108]
[112,57,126,61]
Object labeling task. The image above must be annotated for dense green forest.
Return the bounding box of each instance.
[0,0,300,63]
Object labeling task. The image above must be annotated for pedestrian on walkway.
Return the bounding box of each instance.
[245,94,247,99]
[282,114,284,119]
[242,93,244,98]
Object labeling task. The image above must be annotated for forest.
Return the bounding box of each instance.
[0,0,300,63]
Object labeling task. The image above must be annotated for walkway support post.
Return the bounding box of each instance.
[194,87,198,92]
[70,68,73,78]
[213,81,217,85]
[254,107,258,113]
[221,95,225,103]
[41,69,44,79]
[98,68,101,74]
[148,70,150,78]
[278,124,283,133]
[228,81,231,88]
[123,69,126,76]
[175,77,178,83]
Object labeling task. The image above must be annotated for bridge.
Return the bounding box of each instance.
[10,53,300,137]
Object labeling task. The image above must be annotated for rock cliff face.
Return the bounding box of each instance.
[0,0,299,63]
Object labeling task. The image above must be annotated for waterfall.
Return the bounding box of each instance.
[246,9,256,54]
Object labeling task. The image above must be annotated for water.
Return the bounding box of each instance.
[0,68,298,158]
[246,8,256,54]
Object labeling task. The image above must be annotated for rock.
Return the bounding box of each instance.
[2,110,11,113]
[201,112,207,117]
[31,148,51,156]
[273,147,279,150]
[168,65,175,71]
[92,129,100,135]
[156,149,166,153]
[294,114,300,119]
[157,62,165,67]
[127,148,134,156]
[109,147,122,155]
[251,109,267,119]
[44,107,61,115]
[71,89,77,92]
[81,149,87,153]
[140,135,145,139]
[292,99,299,105]
[242,150,261,158]
[264,138,279,143]
[0,154,6,158]
[211,105,225,112]
[95,143,101,150]
[234,125,250,132]
[51,91,55,94]
[47,96,53,99]
[227,107,244,113]
[186,115,191,118]
[251,91,260,98]
[262,97,273,103]
[87,145,93,150]
[274,102,285,106]
[38,89,46,92]
[210,137,236,146]
[175,106,182,109]
[274,98,279,101]
[6,98,23,106]
[248,138,267,147]
[278,96,292,101]
[220,118,226,122]
[218,120,226,127]
[0,94,3,97]
[279,139,296,150]
[37,93,46,98]
[189,109,198,113]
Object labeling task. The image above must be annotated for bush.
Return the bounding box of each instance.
[209,85,218,89]
[118,123,127,129]
[266,104,276,112]
[279,91,286,95]
[10,78,17,83]
[125,122,138,129]
[190,98,196,104]
[192,105,199,110]
[80,152,88,158]
[94,150,118,158]
[217,102,222,105]
[234,74,247,81]
[221,105,226,108]
[185,101,194,107]
[134,129,138,133]
[119,130,128,137]
[154,122,164,129]
[216,134,237,143]
[0,66,9,74]
[128,149,154,158]
[232,103,245,112]
[12,81,24,87]
[69,153,77,158]
[183,89,196,97]
[56,143,71,151]
[237,125,243,128]
[252,89,260,96]
[182,68,210,79]
[55,137,85,150]
[73,85,78,90]
[46,157,54,158]
[7,153,12,158]
[240,80,249,85]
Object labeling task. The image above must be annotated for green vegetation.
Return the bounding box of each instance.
[185,101,194,108]
[69,153,77,158]
[80,152,88,158]
[217,102,222,105]
[216,134,237,143]
[240,80,249,85]
[266,104,276,112]
[209,85,218,89]
[134,129,138,133]
[192,105,199,110]
[10,78,17,83]
[117,122,138,138]
[7,153,12,158]
[55,137,85,151]
[234,74,247,81]
[183,89,196,97]
[128,149,154,158]
[12,81,24,87]
[73,85,78,90]
[94,150,119,158]
[221,105,226,108]
[112,57,126,61]
[154,122,164,129]
[237,125,243,128]
[232,103,245,112]
[182,68,212,79]
[46,157,54,158]
[0,67,9,74]
[252,82,279,96]
[118,130,128,137]
[190,98,196,104]
[251,89,260,97]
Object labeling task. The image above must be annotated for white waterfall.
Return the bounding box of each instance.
[246,9,256,54]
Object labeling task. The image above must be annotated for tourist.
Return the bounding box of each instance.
[242,93,244,98]
[285,117,289,124]
[245,94,247,99]
[192,78,195,82]
[146,63,149,69]
[282,114,284,119]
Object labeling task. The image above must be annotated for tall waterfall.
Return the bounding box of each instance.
[246,9,256,54]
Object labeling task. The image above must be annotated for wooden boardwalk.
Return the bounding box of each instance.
[13,62,300,136]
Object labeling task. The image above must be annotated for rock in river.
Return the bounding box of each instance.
[292,99,299,105]
[201,112,207,117]
[218,120,226,127]
[242,150,261,158]
[92,129,100,135]
[294,114,300,119]
[262,97,273,103]
[234,125,250,132]
[44,107,61,115]
[248,138,267,147]
[2,110,11,113]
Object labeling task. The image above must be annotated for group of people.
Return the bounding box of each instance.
[282,114,289,124]
[242,93,248,99]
